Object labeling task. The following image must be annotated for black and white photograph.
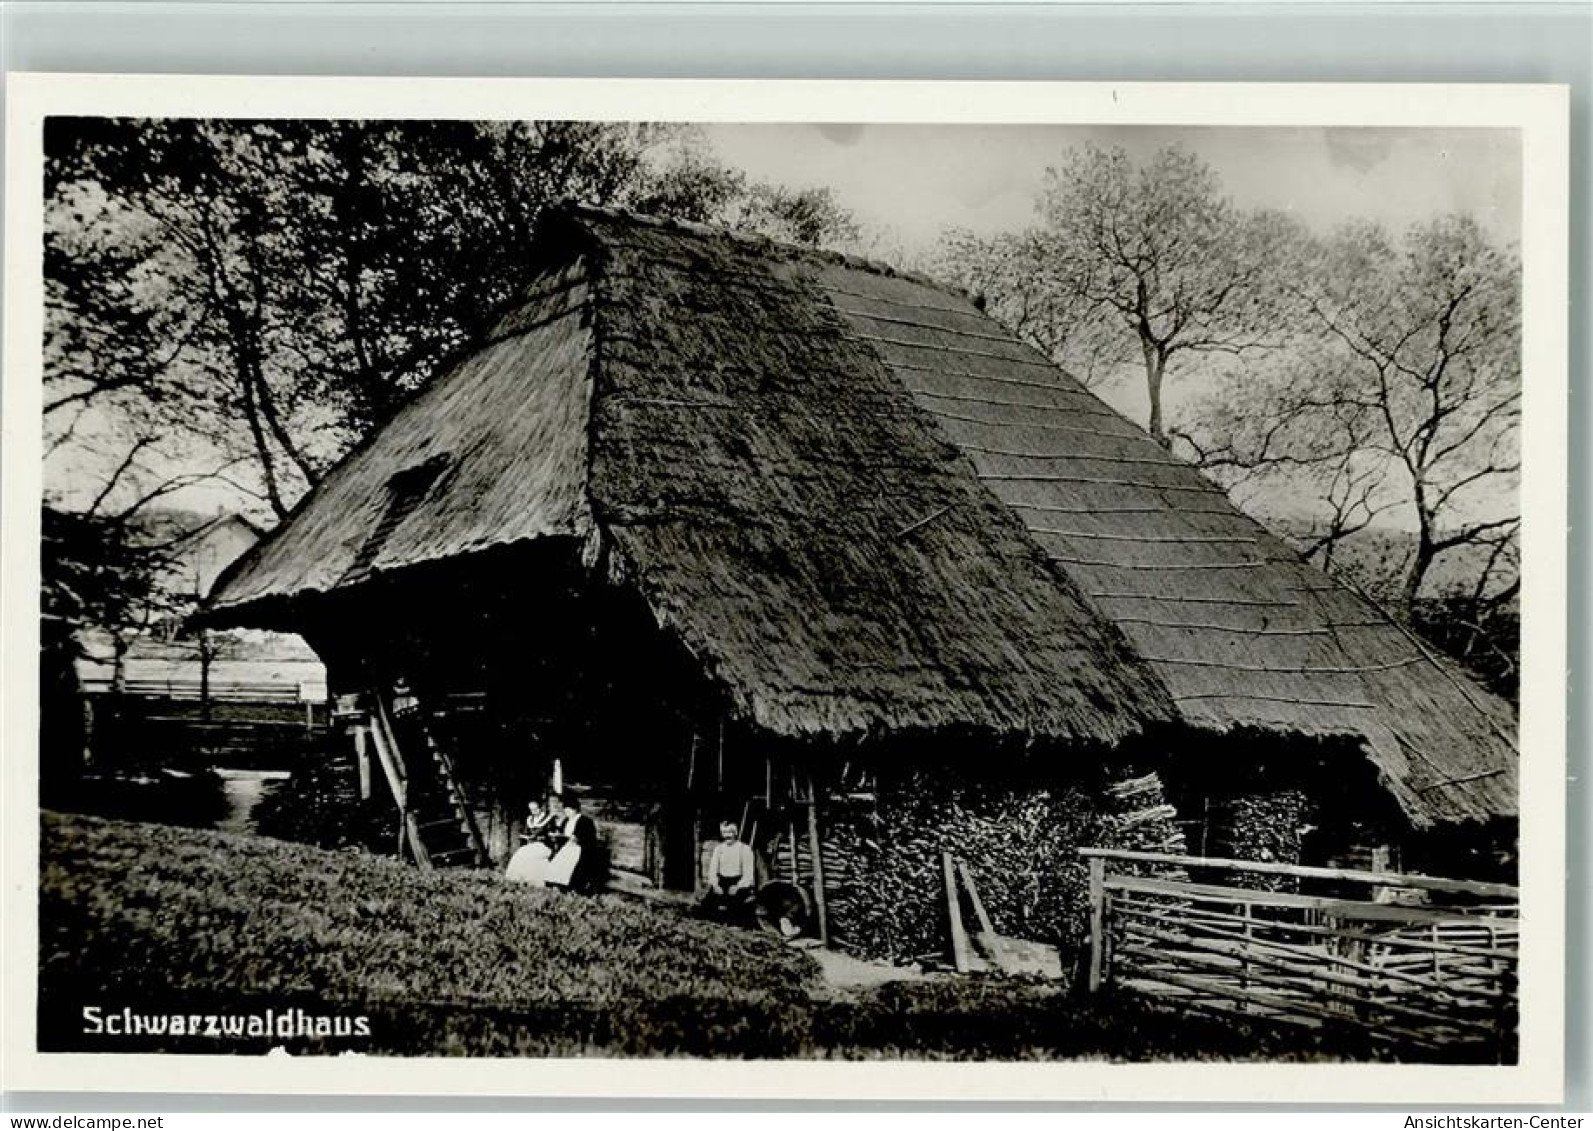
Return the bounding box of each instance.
[2,77,1568,1100]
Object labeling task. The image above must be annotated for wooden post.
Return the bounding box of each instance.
[787,818,800,884]
[943,852,972,974]
[354,725,371,801]
[805,776,829,946]
[1087,854,1107,993]
[81,696,96,768]
[1240,900,1253,1011]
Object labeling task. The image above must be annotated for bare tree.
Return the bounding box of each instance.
[1186,215,1520,620]
[1036,145,1301,444]
[934,228,1122,388]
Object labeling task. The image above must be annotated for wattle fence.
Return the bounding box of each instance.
[1080,847,1519,1058]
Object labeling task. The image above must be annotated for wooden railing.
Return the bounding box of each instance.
[83,676,328,704]
[1080,847,1519,1057]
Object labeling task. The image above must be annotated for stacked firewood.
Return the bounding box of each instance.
[790,769,1189,965]
[1208,789,1314,891]
[1099,773,1187,858]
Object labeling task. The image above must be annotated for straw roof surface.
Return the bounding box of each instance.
[209,204,1517,826]
[209,210,1169,747]
[207,259,598,612]
[799,260,1517,827]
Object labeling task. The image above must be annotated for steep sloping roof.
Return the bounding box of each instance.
[797,260,1517,826]
[209,259,597,610]
[208,204,1517,826]
[208,212,1169,747]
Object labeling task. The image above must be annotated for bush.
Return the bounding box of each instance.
[251,753,393,854]
[59,769,231,830]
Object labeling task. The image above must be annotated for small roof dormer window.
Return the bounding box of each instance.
[339,454,451,587]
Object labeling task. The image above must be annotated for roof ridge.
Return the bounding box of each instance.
[555,198,977,304]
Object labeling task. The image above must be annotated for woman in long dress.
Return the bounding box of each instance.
[544,791,598,891]
[505,797,558,886]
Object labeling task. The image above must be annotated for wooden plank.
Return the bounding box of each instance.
[944,851,973,975]
[956,858,1011,969]
[403,811,434,872]
[1080,847,1518,900]
[1087,855,1107,993]
[365,698,407,808]
[353,725,371,801]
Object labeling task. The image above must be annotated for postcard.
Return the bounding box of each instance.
[1,75,1568,1102]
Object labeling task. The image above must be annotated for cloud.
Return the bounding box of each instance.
[1323,128,1394,174]
[813,123,866,147]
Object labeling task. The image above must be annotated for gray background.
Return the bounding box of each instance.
[1,0,1587,1114]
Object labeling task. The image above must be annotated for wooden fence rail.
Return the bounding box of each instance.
[82,677,328,704]
[1080,847,1518,1058]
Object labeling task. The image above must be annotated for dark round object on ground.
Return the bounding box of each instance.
[756,880,810,938]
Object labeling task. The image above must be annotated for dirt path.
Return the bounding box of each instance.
[801,943,929,995]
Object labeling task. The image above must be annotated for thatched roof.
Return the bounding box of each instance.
[801,260,1517,828]
[208,210,1170,748]
[209,204,1517,827]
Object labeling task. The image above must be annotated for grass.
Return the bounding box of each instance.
[37,811,1397,1060]
[39,811,819,1057]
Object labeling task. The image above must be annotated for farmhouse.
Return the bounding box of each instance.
[204,204,1517,957]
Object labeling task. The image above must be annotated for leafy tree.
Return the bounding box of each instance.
[45,119,668,516]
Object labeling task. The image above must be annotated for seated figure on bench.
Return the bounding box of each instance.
[505,796,559,887]
[698,819,759,927]
[544,791,601,892]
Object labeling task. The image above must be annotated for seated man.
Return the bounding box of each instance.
[698,819,758,927]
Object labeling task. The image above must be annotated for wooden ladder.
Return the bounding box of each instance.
[417,711,489,869]
[366,688,487,870]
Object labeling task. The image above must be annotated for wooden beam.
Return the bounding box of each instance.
[1104,874,1507,926]
[944,851,972,975]
[365,700,407,810]
[353,725,371,801]
[1087,854,1107,993]
[1078,847,1518,900]
[806,777,829,946]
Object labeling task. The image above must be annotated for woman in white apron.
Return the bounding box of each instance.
[505,797,558,886]
[544,792,597,891]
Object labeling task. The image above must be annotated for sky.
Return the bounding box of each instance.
[702,123,1522,263]
[698,123,1522,529]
